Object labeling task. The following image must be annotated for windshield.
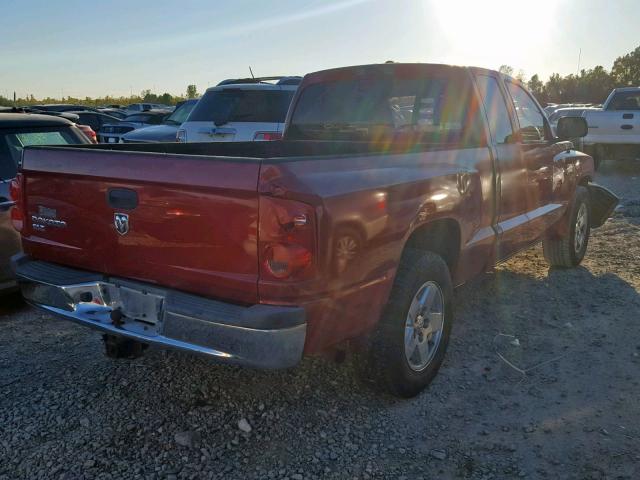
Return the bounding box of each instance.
[287,74,481,144]
[164,101,196,125]
[0,127,81,179]
[188,89,295,124]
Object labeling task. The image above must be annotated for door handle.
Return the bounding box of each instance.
[623,113,634,119]
[621,124,634,130]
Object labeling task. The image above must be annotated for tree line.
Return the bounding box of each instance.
[3,44,640,108]
[0,85,200,108]
[501,45,640,105]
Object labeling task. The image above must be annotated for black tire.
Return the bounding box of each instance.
[543,186,590,268]
[365,249,453,398]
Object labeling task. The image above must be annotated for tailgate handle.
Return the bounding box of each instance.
[623,113,634,119]
[621,124,634,130]
[107,188,138,210]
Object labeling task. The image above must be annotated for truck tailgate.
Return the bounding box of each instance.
[20,147,261,304]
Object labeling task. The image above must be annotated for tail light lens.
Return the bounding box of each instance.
[77,124,97,143]
[259,196,316,281]
[9,174,24,232]
[253,131,282,141]
[176,129,187,143]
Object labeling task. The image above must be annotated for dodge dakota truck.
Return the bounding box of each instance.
[10,64,618,397]
[583,86,640,166]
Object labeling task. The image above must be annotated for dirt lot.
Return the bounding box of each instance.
[1,161,639,480]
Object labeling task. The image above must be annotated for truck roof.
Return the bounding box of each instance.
[300,63,503,87]
[611,86,640,93]
[0,113,74,128]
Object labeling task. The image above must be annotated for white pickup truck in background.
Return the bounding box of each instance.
[583,87,640,167]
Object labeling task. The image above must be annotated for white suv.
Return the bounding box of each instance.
[177,77,300,143]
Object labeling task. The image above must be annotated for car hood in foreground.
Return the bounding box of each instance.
[121,124,179,143]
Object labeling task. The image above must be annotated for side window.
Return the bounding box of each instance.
[475,75,514,144]
[609,92,640,111]
[506,82,546,143]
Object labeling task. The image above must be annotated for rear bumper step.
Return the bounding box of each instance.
[11,254,306,369]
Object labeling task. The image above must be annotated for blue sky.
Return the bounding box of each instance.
[1,0,638,99]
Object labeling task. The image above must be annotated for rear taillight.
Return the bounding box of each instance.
[253,131,282,141]
[176,129,187,143]
[9,174,24,232]
[259,196,316,281]
[77,124,97,143]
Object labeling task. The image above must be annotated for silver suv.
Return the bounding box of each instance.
[177,76,300,143]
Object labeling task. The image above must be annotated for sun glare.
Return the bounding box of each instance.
[429,0,559,71]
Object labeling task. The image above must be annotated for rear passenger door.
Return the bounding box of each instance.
[474,74,531,259]
[475,74,560,260]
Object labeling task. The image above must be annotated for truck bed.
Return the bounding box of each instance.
[43,139,471,159]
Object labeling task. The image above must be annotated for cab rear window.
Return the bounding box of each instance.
[188,89,295,124]
[287,74,483,145]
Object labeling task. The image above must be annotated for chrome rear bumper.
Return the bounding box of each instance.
[11,255,306,369]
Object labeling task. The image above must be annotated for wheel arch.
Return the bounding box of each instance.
[402,218,461,274]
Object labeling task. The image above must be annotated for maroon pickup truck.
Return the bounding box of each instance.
[10,64,617,397]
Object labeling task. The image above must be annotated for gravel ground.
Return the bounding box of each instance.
[1,160,639,480]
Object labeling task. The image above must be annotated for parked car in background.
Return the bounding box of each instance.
[10,64,617,397]
[75,124,98,143]
[177,77,299,143]
[126,103,170,112]
[548,106,601,140]
[30,104,99,113]
[583,87,640,165]
[98,110,169,143]
[68,111,123,134]
[122,99,198,143]
[0,113,89,293]
[97,108,128,119]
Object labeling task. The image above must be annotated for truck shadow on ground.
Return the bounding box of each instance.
[2,250,639,478]
[126,259,639,406]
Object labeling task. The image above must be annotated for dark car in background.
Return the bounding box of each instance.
[121,99,198,143]
[126,103,171,112]
[68,111,123,134]
[98,110,169,143]
[0,113,89,293]
[97,108,127,119]
[30,104,99,113]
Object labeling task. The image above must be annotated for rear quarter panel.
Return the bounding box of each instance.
[258,147,495,352]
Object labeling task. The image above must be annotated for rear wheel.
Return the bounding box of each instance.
[365,250,453,398]
[543,186,590,268]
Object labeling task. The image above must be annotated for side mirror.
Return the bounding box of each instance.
[556,116,588,139]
